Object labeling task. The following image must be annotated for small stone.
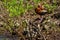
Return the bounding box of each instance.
[48,20,50,22]
[15,23,20,26]
[44,25,50,30]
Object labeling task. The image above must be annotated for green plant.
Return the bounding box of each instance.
[22,20,27,28]
[44,4,57,13]
[3,0,57,17]
[43,0,57,13]
[3,0,43,17]
[33,0,42,3]
[3,0,26,17]
[3,0,36,17]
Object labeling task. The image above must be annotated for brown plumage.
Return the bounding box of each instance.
[35,3,47,15]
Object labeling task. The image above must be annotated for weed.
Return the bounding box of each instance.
[2,0,42,17]
[2,0,57,17]
[43,0,57,13]
[33,0,42,4]
[3,0,25,17]
[22,20,27,28]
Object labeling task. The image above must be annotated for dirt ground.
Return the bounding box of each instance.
[0,0,60,40]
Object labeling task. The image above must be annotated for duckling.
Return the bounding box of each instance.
[35,3,47,15]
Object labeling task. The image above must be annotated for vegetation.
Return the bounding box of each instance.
[2,0,57,17]
[43,0,57,13]
[3,0,33,17]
